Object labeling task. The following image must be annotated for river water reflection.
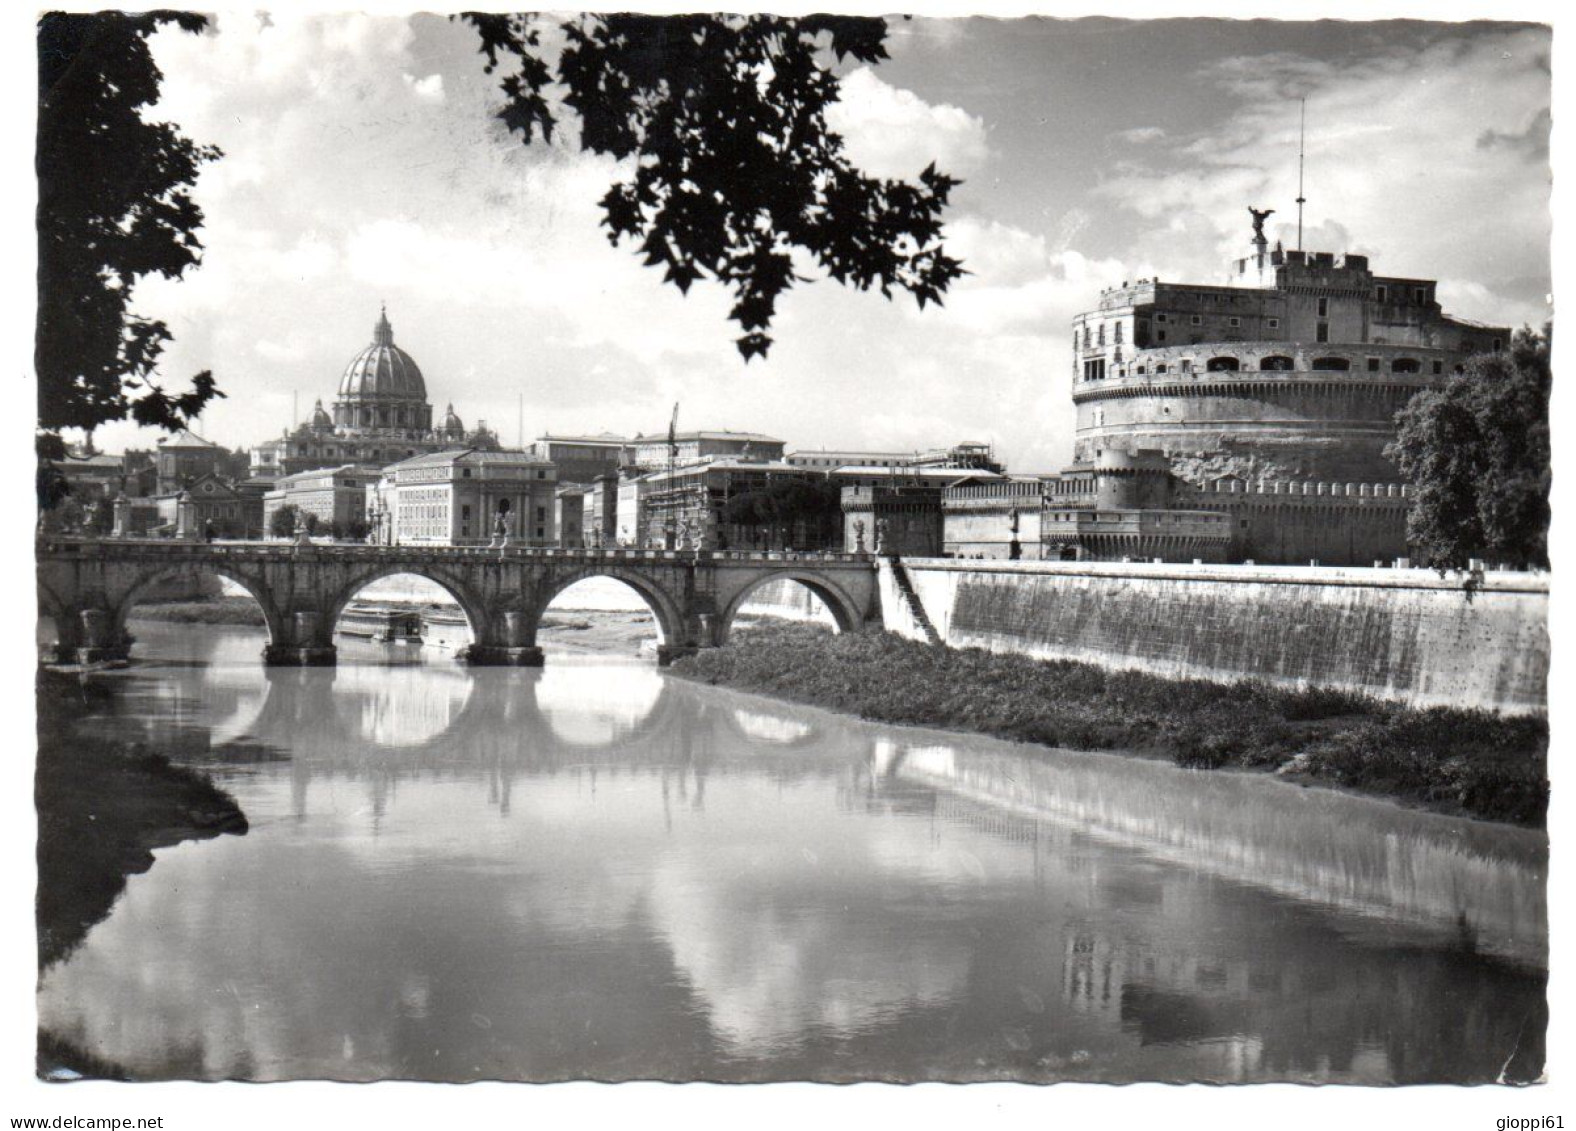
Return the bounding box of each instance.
[38,624,1547,1083]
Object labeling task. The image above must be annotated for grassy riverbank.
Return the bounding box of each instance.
[35,673,250,973]
[128,596,266,626]
[674,624,1548,827]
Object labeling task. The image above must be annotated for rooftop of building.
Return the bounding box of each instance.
[59,453,125,470]
[337,306,427,403]
[632,429,785,445]
[270,464,382,487]
[157,428,221,450]
[832,465,1004,481]
[385,447,555,471]
[535,432,631,446]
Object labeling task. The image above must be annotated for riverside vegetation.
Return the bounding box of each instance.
[676,624,1548,827]
[35,672,250,1078]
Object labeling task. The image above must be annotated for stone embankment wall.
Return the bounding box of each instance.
[878,559,1548,715]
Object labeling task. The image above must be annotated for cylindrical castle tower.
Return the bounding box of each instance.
[1069,245,1509,485]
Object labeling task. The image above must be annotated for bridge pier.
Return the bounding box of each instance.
[656,644,699,667]
[458,645,544,667]
[263,610,336,666]
[263,643,338,667]
[74,609,130,666]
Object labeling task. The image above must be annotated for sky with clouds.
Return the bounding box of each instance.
[93,13,1551,472]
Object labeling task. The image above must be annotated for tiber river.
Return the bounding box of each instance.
[37,599,1547,1084]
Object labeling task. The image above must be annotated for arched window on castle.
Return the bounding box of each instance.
[1206,356,1240,372]
[1259,355,1294,371]
[1311,357,1350,372]
[1390,357,1421,374]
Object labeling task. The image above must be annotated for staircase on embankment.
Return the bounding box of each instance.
[885,557,943,646]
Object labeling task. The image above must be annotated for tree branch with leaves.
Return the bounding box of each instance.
[463,13,965,360]
[36,11,223,504]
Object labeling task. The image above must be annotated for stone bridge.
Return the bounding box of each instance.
[36,538,881,667]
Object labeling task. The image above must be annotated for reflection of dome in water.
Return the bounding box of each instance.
[334,662,473,747]
[732,709,814,745]
[537,664,664,747]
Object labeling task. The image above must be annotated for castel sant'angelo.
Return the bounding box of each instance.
[1044,208,1510,565]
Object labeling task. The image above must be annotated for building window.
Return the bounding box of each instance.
[1157,330,1167,343]
[1367,357,1381,372]
[1114,322,1124,344]
[1316,322,1329,343]
[1391,357,1421,374]
[1493,337,1503,352]
[1260,356,1294,371]
[1189,314,1202,325]
[1376,285,1388,303]
[1414,287,1426,304]
[1433,360,1445,375]
[1228,317,1241,328]
[1155,364,1167,374]
[462,468,471,478]
[1317,298,1329,317]
[1179,359,1193,374]
[1267,318,1280,329]
[1097,323,1106,345]
[1156,313,1168,323]
[1206,356,1240,372]
[1311,356,1350,371]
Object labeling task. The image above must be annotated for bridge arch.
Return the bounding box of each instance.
[716,569,865,644]
[531,566,685,647]
[113,563,287,646]
[322,565,491,648]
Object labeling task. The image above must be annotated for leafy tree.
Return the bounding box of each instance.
[722,476,842,548]
[36,11,222,505]
[463,13,965,360]
[1387,325,1551,571]
[268,504,300,539]
[333,516,370,542]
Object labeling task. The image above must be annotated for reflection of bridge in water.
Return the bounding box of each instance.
[37,538,879,667]
[65,628,1549,1083]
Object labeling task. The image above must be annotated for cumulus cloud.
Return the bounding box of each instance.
[1095,26,1551,327]
[826,66,991,179]
[1117,126,1166,144]
[82,16,1548,480]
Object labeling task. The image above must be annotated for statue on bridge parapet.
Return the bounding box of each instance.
[853,519,866,554]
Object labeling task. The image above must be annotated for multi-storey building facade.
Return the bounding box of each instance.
[368,449,558,547]
[526,434,633,484]
[263,465,383,535]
